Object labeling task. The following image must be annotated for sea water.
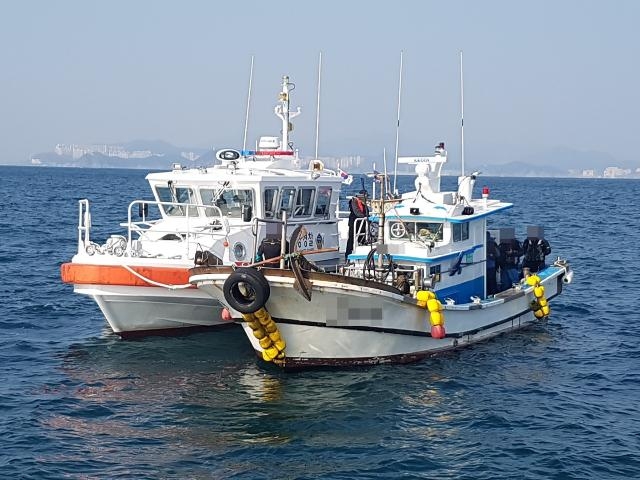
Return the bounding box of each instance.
[1,166,639,479]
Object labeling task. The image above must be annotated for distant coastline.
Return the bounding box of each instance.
[18,140,640,179]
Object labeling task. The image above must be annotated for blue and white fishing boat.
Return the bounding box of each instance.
[189,143,574,368]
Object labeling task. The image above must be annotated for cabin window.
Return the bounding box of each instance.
[453,222,469,242]
[315,186,332,217]
[416,222,443,242]
[388,221,443,242]
[277,187,297,218]
[263,187,278,218]
[429,264,442,282]
[293,187,315,217]
[200,188,254,219]
[155,186,198,217]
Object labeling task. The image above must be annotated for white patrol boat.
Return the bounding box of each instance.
[189,143,574,368]
[61,75,347,338]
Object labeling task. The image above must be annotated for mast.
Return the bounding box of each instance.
[383,147,388,198]
[275,76,301,151]
[314,52,322,159]
[460,50,465,176]
[242,56,254,153]
[393,51,404,194]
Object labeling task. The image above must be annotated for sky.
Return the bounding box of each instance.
[1,0,639,169]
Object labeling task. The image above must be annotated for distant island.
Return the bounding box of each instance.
[27,140,640,178]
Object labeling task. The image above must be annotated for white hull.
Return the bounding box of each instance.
[75,285,225,337]
[192,265,568,368]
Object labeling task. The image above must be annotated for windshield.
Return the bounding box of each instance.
[155,186,198,217]
[200,188,254,219]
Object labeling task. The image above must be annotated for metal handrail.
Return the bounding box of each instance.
[126,200,226,258]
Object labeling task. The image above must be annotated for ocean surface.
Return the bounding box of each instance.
[2,165,639,479]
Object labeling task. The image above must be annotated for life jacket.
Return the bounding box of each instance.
[350,197,368,218]
[499,239,522,266]
[523,238,550,262]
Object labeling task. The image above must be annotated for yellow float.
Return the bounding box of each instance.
[242,307,286,362]
[416,290,446,339]
[527,274,551,319]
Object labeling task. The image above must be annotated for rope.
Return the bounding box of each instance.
[121,265,193,290]
[248,247,338,268]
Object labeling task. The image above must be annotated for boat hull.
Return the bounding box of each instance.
[75,284,226,338]
[62,261,227,337]
[191,265,567,368]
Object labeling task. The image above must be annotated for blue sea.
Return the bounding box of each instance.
[2,165,639,479]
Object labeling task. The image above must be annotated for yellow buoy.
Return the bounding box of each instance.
[430,311,444,326]
[252,327,266,339]
[268,331,281,342]
[263,346,279,360]
[527,275,551,319]
[426,298,442,313]
[246,320,260,330]
[416,290,436,307]
[246,306,286,362]
[526,275,540,286]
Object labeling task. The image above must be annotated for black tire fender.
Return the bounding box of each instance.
[222,267,271,314]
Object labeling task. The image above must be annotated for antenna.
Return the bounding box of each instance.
[383,147,388,198]
[393,51,403,194]
[242,55,254,153]
[460,50,465,176]
[314,51,322,159]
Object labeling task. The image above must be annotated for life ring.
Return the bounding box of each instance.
[223,267,271,314]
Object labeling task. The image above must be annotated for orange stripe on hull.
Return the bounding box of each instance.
[60,263,194,288]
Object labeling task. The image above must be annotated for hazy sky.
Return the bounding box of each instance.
[1,0,638,168]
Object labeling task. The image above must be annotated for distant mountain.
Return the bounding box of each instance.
[119,139,211,157]
[519,146,621,171]
[475,161,568,177]
[28,140,637,177]
[30,140,215,169]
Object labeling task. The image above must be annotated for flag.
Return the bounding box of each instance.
[338,168,353,185]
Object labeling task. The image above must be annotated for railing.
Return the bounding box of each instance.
[77,199,91,252]
[125,200,226,259]
[76,199,227,259]
[250,213,342,269]
[352,217,377,246]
